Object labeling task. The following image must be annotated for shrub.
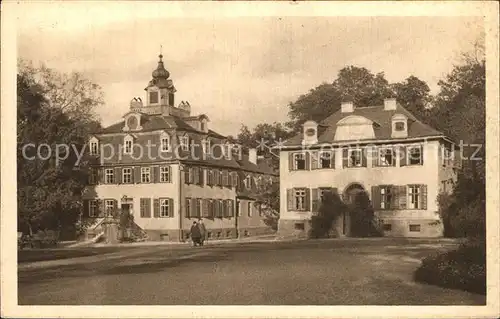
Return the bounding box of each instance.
[349,191,382,237]
[309,191,345,238]
[414,242,486,295]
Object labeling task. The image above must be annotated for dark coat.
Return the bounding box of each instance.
[190,224,201,238]
[198,222,206,237]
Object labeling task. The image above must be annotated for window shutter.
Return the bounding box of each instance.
[113,199,118,216]
[311,151,318,170]
[98,168,104,184]
[153,199,160,217]
[146,198,152,218]
[390,185,398,209]
[391,148,397,166]
[372,147,379,167]
[361,147,367,167]
[305,188,311,211]
[222,200,228,217]
[398,185,407,209]
[420,184,427,210]
[134,167,141,183]
[371,186,380,210]
[420,146,424,165]
[167,165,172,183]
[98,199,104,217]
[203,199,210,218]
[342,148,348,168]
[289,152,294,170]
[185,198,191,218]
[83,200,90,217]
[230,200,235,217]
[130,167,135,183]
[399,146,407,167]
[305,152,311,170]
[115,167,122,184]
[330,150,336,168]
[214,200,219,217]
[199,168,204,186]
[168,198,174,217]
[154,166,160,183]
[311,188,319,212]
[140,198,145,217]
[287,189,294,211]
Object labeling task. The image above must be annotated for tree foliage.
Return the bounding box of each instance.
[17,63,103,237]
[309,191,346,238]
[253,180,280,230]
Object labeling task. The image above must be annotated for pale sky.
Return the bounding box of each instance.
[16,2,484,136]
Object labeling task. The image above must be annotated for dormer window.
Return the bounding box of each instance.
[201,121,206,132]
[161,133,171,152]
[89,138,99,155]
[302,120,318,145]
[180,135,189,151]
[395,122,405,131]
[149,91,159,104]
[124,135,134,154]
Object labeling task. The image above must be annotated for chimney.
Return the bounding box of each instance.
[248,148,257,164]
[384,98,397,111]
[341,101,354,113]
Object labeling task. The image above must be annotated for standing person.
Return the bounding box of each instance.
[190,221,201,247]
[198,218,206,246]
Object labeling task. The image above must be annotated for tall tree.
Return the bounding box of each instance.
[17,63,103,236]
[392,75,432,121]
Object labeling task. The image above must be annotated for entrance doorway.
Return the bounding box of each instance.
[339,183,367,236]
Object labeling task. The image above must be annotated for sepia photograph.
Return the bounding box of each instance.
[1,1,499,318]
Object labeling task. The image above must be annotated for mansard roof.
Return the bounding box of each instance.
[283,103,443,146]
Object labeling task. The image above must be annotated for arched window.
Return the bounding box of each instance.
[124,135,134,155]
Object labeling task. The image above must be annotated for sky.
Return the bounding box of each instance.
[16,2,484,136]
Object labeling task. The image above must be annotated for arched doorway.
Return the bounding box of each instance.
[337,183,367,237]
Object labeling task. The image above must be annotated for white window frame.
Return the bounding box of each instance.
[159,198,169,217]
[104,199,115,216]
[348,148,362,167]
[319,151,332,169]
[122,167,132,184]
[124,136,133,155]
[104,168,114,184]
[380,186,393,209]
[141,167,151,183]
[294,189,306,211]
[89,200,97,217]
[407,146,423,165]
[378,147,395,166]
[407,185,421,209]
[161,134,171,152]
[89,141,99,155]
[160,166,170,182]
[293,152,306,170]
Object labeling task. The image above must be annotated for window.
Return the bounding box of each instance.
[319,188,332,202]
[168,92,174,106]
[140,198,151,218]
[218,170,223,186]
[90,141,98,155]
[320,151,332,168]
[408,185,421,209]
[248,202,253,217]
[104,199,115,216]
[89,168,98,184]
[196,198,202,218]
[202,139,211,154]
[217,232,222,238]
[294,223,305,230]
[159,198,170,217]
[383,224,392,231]
[207,232,212,239]
[124,138,133,155]
[407,146,423,165]
[243,230,249,237]
[160,166,170,182]
[348,149,362,167]
[161,135,170,152]
[89,200,97,217]
[201,121,206,132]
[122,168,132,184]
[293,153,306,170]
[378,148,395,166]
[141,167,151,183]
[180,135,189,151]
[409,224,421,232]
[395,122,405,131]
[226,230,232,238]
[149,91,159,104]
[294,189,307,211]
[222,170,229,186]
[244,175,251,188]
[380,186,393,209]
[185,198,192,218]
[104,169,114,184]
[231,172,238,188]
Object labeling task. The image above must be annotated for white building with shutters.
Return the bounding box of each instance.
[277,98,460,238]
[81,54,276,242]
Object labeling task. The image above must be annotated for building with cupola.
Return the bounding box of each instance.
[83,54,276,242]
[277,98,460,238]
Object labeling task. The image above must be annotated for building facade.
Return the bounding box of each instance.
[278,98,460,238]
[82,55,276,242]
